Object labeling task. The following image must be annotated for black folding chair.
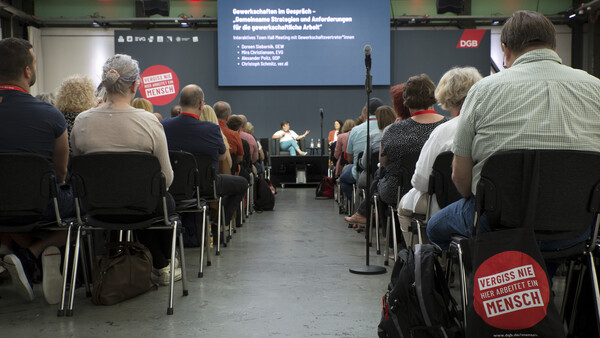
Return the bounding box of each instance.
[0,153,76,315]
[68,152,188,315]
[194,154,227,255]
[407,151,461,247]
[169,151,209,278]
[448,149,600,334]
[381,150,420,266]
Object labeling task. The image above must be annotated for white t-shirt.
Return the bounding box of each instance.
[274,129,299,142]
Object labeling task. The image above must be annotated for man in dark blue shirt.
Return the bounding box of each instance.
[0,37,73,304]
[162,84,247,227]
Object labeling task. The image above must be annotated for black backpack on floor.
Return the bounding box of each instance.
[378,244,462,338]
[254,176,275,211]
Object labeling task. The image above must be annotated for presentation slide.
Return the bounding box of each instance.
[218,0,390,87]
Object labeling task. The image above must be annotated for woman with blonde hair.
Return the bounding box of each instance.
[55,75,97,140]
[200,104,232,174]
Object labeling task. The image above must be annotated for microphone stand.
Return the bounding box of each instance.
[349,52,386,275]
[320,110,324,156]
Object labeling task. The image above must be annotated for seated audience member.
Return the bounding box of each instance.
[0,37,74,303]
[340,98,383,200]
[328,120,343,146]
[244,121,265,174]
[35,92,55,105]
[171,104,181,117]
[397,67,482,245]
[427,11,600,251]
[132,97,162,121]
[70,54,179,286]
[200,104,232,175]
[226,115,250,176]
[131,97,153,112]
[272,121,309,156]
[214,101,245,164]
[390,83,411,123]
[237,114,260,168]
[356,105,397,190]
[161,85,247,228]
[55,74,97,143]
[345,74,448,225]
[334,119,356,178]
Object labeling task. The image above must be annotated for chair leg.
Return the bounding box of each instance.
[85,230,94,297]
[198,207,207,278]
[457,243,468,331]
[374,195,381,255]
[216,198,222,255]
[560,261,576,320]
[205,211,212,267]
[167,221,178,315]
[390,207,398,261]
[78,238,91,298]
[57,222,73,317]
[177,229,188,296]
[246,185,250,217]
[588,251,600,335]
[66,225,83,317]
[384,214,390,266]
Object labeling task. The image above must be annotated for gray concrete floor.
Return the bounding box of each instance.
[0,188,391,337]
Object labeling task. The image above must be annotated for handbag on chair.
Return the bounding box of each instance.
[465,227,564,337]
[92,241,158,305]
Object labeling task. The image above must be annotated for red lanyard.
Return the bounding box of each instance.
[0,85,27,93]
[179,112,199,120]
[411,110,437,117]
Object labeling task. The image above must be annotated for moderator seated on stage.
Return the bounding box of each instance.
[271,120,309,156]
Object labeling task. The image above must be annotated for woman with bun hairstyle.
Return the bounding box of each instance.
[70,54,180,286]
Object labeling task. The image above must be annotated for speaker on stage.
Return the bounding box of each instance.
[136,0,170,17]
[436,0,463,15]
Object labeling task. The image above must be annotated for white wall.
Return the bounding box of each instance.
[39,27,119,94]
[488,25,572,71]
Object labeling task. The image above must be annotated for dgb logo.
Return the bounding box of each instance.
[459,40,478,48]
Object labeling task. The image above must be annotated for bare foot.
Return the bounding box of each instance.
[344,212,367,224]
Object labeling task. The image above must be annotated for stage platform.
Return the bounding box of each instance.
[270,155,329,187]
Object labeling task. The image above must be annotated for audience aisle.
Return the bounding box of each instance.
[0,188,390,337]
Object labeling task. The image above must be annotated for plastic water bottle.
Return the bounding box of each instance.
[317,138,321,149]
[310,138,314,148]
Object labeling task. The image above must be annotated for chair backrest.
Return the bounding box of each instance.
[241,139,252,168]
[369,150,380,175]
[475,150,600,241]
[0,153,57,222]
[429,151,461,209]
[193,154,218,199]
[355,151,365,173]
[70,152,165,217]
[272,138,282,156]
[396,150,421,201]
[168,151,198,201]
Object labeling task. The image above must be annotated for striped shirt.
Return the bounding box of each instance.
[453,48,600,194]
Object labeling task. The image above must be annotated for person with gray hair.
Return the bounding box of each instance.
[161,85,247,229]
[427,10,600,251]
[397,66,482,246]
[214,101,244,164]
[71,54,180,286]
